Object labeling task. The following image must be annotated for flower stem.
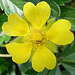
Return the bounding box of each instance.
[0,54,12,57]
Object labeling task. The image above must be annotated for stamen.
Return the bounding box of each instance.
[28,29,47,47]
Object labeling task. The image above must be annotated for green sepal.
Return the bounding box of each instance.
[11,36,26,43]
[45,41,58,53]
[43,17,56,31]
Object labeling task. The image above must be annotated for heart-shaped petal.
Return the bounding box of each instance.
[32,45,56,72]
[2,14,30,36]
[23,1,51,29]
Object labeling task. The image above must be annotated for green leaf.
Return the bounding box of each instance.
[18,62,32,74]
[49,1,61,17]
[0,33,11,45]
[0,58,12,75]
[3,63,16,75]
[60,61,75,75]
[60,44,71,57]
[59,43,75,70]
[63,53,75,61]
[24,0,40,5]
[2,34,11,43]
[10,0,26,10]
[59,43,75,75]
[0,13,7,27]
[60,43,75,57]
[40,0,61,17]
[60,6,75,30]
[0,0,23,16]
[0,36,3,45]
[0,1,5,10]
[71,1,75,8]
[0,12,8,33]
[62,71,70,75]
[49,64,61,75]
[51,0,72,6]
[25,68,37,75]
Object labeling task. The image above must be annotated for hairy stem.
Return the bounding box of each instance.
[0,54,12,57]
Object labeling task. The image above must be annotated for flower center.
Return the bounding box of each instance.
[28,29,46,47]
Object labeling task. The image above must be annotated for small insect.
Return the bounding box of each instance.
[36,40,42,44]
[36,40,41,42]
[45,22,47,26]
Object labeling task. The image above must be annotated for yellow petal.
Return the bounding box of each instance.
[23,1,51,29]
[48,19,71,31]
[48,31,74,45]
[6,42,32,64]
[2,14,30,36]
[32,45,56,72]
[46,19,74,45]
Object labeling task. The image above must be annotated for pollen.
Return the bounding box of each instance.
[28,29,46,47]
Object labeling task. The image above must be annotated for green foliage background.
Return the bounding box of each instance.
[0,0,75,75]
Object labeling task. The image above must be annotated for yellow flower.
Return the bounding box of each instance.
[2,1,74,72]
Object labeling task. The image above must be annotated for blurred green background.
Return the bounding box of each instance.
[0,0,75,75]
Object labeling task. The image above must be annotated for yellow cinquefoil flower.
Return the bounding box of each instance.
[2,1,74,72]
